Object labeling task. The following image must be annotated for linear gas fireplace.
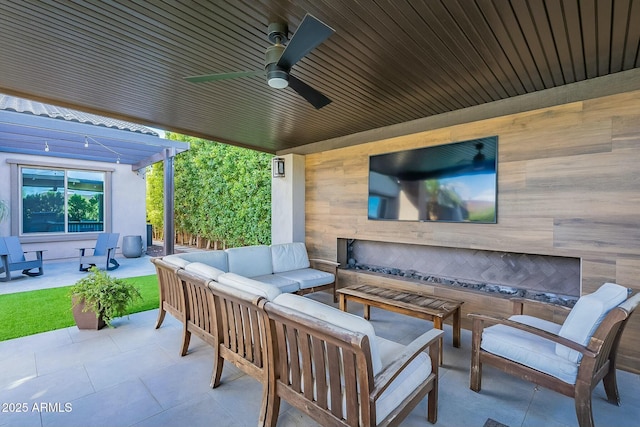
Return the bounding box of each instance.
[337,239,581,307]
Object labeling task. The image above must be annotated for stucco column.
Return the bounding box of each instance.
[271,153,305,244]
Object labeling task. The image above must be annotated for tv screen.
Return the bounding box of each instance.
[368,136,498,223]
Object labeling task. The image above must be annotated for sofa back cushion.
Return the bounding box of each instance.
[185,262,225,281]
[226,245,273,277]
[176,251,228,271]
[557,282,628,363]
[216,273,281,301]
[271,242,310,273]
[273,293,382,374]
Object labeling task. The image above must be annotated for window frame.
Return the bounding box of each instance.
[8,159,114,243]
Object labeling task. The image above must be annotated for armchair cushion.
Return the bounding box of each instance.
[216,272,282,301]
[273,293,383,374]
[274,268,335,289]
[376,336,433,424]
[481,315,578,384]
[185,262,225,281]
[557,282,628,363]
[271,242,310,273]
[226,245,273,277]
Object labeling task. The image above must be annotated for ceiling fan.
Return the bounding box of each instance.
[185,14,335,109]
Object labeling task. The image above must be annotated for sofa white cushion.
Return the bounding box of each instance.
[162,254,190,268]
[174,251,228,271]
[273,293,382,374]
[185,262,225,281]
[271,242,310,273]
[252,274,300,293]
[481,315,578,384]
[557,282,628,363]
[274,268,335,289]
[376,336,432,424]
[226,245,273,278]
[216,273,281,301]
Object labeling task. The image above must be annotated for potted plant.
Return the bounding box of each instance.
[70,266,141,329]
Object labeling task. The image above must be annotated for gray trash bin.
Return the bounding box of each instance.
[122,235,143,258]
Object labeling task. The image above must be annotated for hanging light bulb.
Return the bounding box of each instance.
[44,141,50,152]
[84,136,89,148]
[116,155,120,164]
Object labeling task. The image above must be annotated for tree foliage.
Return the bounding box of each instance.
[145,161,164,235]
[146,133,272,247]
[68,194,100,221]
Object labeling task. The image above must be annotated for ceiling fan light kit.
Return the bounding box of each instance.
[266,64,289,88]
[185,14,334,109]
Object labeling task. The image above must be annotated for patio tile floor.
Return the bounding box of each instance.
[1,255,639,427]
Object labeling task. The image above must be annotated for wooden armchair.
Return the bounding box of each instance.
[0,236,44,281]
[469,283,640,427]
[262,293,442,427]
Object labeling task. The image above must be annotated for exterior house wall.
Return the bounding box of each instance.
[0,152,146,260]
[304,89,640,373]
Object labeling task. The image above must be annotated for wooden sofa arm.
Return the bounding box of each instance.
[468,313,597,358]
[371,329,443,400]
[510,297,573,315]
[309,258,340,271]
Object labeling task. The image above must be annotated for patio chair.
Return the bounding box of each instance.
[78,232,120,271]
[0,236,44,282]
[469,283,640,427]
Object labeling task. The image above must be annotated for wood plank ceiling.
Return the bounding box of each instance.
[1,0,639,154]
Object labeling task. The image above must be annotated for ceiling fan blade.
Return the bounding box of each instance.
[288,75,331,109]
[277,14,334,70]
[185,70,264,83]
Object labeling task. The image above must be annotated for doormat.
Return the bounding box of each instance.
[484,419,509,427]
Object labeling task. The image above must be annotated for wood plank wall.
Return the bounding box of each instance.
[304,90,640,373]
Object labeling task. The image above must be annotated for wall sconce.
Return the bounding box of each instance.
[272,157,285,178]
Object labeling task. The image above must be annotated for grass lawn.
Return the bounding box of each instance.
[0,274,158,341]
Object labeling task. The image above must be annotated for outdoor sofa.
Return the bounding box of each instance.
[152,242,338,354]
[153,252,441,426]
[163,242,338,296]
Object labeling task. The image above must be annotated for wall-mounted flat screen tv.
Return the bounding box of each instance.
[368,136,498,223]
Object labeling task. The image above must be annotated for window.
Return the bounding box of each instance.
[21,167,106,234]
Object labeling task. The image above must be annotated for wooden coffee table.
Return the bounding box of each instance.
[337,284,463,364]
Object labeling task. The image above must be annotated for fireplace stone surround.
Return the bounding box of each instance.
[337,239,581,307]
